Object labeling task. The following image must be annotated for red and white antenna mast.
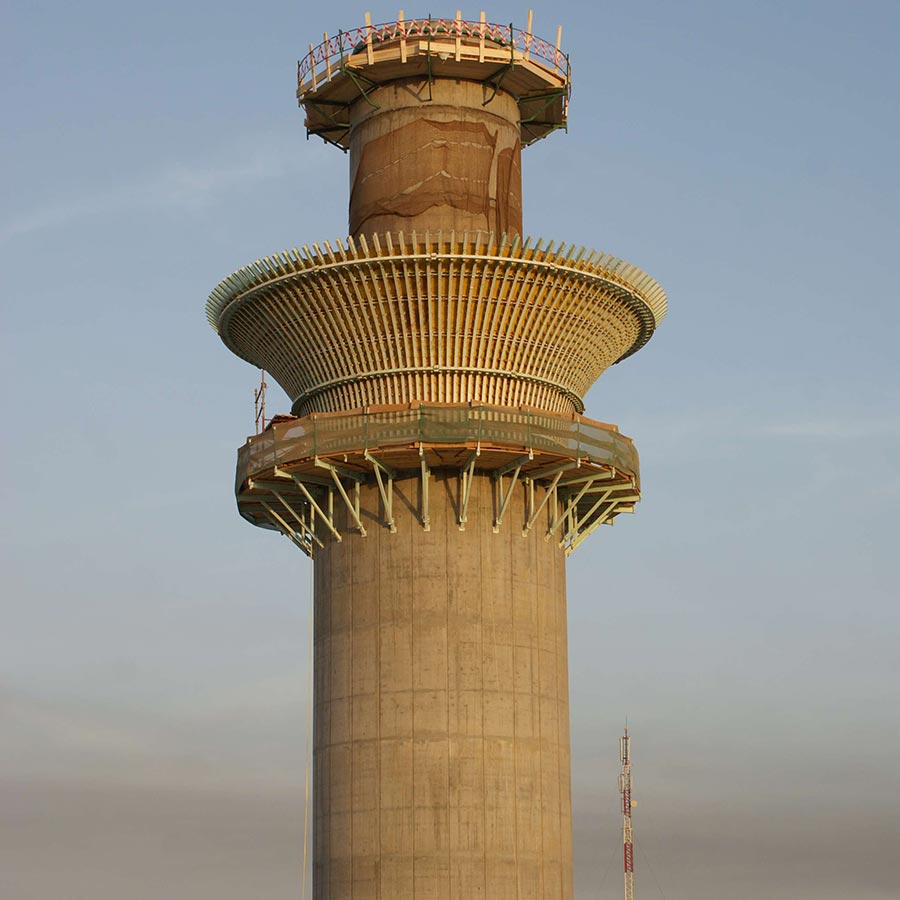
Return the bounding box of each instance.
[619,726,635,900]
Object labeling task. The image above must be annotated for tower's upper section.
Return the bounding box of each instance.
[298,13,569,240]
[207,12,667,418]
[298,14,569,149]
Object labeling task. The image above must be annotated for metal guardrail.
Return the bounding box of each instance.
[297,16,570,94]
[236,404,639,493]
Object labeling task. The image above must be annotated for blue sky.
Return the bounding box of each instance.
[2,1,899,898]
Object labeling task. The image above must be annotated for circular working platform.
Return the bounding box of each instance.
[235,404,641,556]
[298,15,570,148]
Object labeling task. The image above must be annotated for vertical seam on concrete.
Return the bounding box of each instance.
[376,523,382,900]
[484,475,504,899]
[557,558,565,900]
[537,532,545,900]
[510,504,520,900]
[445,490,452,900]
[534,526,545,900]
[349,533,354,899]
[556,558,575,896]
[313,553,319,900]
[479,491,487,900]
[411,513,416,898]
[313,553,326,900]
[321,551,327,900]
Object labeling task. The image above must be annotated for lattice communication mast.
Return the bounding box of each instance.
[619,727,635,900]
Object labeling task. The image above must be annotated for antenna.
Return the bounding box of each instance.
[254,369,268,434]
[619,726,635,900]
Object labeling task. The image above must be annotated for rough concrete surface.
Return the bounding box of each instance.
[313,473,573,899]
[349,80,522,240]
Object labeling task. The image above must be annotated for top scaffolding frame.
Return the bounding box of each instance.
[297,12,571,148]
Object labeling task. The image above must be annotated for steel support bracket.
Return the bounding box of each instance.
[260,501,313,556]
[341,64,381,109]
[305,126,351,152]
[315,459,367,536]
[528,459,581,482]
[276,466,332,488]
[492,462,523,532]
[557,467,616,488]
[493,452,532,479]
[365,450,397,533]
[566,499,619,555]
[289,474,342,542]
[458,450,479,530]
[559,487,614,549]
[271,489,325,550]
[548,477,595,538]
[521,120,568,147]
[518,88,567,124]
[482,25,516,106]
[419,449,431,531]
[523,470,564,536]
[314,457,366,484]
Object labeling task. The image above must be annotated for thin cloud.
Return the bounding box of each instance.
[631,410,900,450]
[758,417,900,439]
[0,683,304,791]
[0,142,305,243]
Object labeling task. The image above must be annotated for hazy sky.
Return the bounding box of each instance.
[3,1,899,898]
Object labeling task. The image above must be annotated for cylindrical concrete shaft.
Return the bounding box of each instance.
[313,472,573,900]
[348,80,523,240]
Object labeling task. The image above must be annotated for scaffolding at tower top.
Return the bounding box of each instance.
[297,11,571,149]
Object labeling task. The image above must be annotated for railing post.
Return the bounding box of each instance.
[365,11,374,65]
[399,10,407,63]
[479,11,486,62]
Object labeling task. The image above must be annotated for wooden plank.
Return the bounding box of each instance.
[479,11,486,63]
[399,9,407,63]
[365,11,374,66]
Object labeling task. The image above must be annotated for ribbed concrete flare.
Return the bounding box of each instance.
[207,233,667,417]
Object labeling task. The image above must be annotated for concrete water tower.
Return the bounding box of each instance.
[207,13,666,900]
